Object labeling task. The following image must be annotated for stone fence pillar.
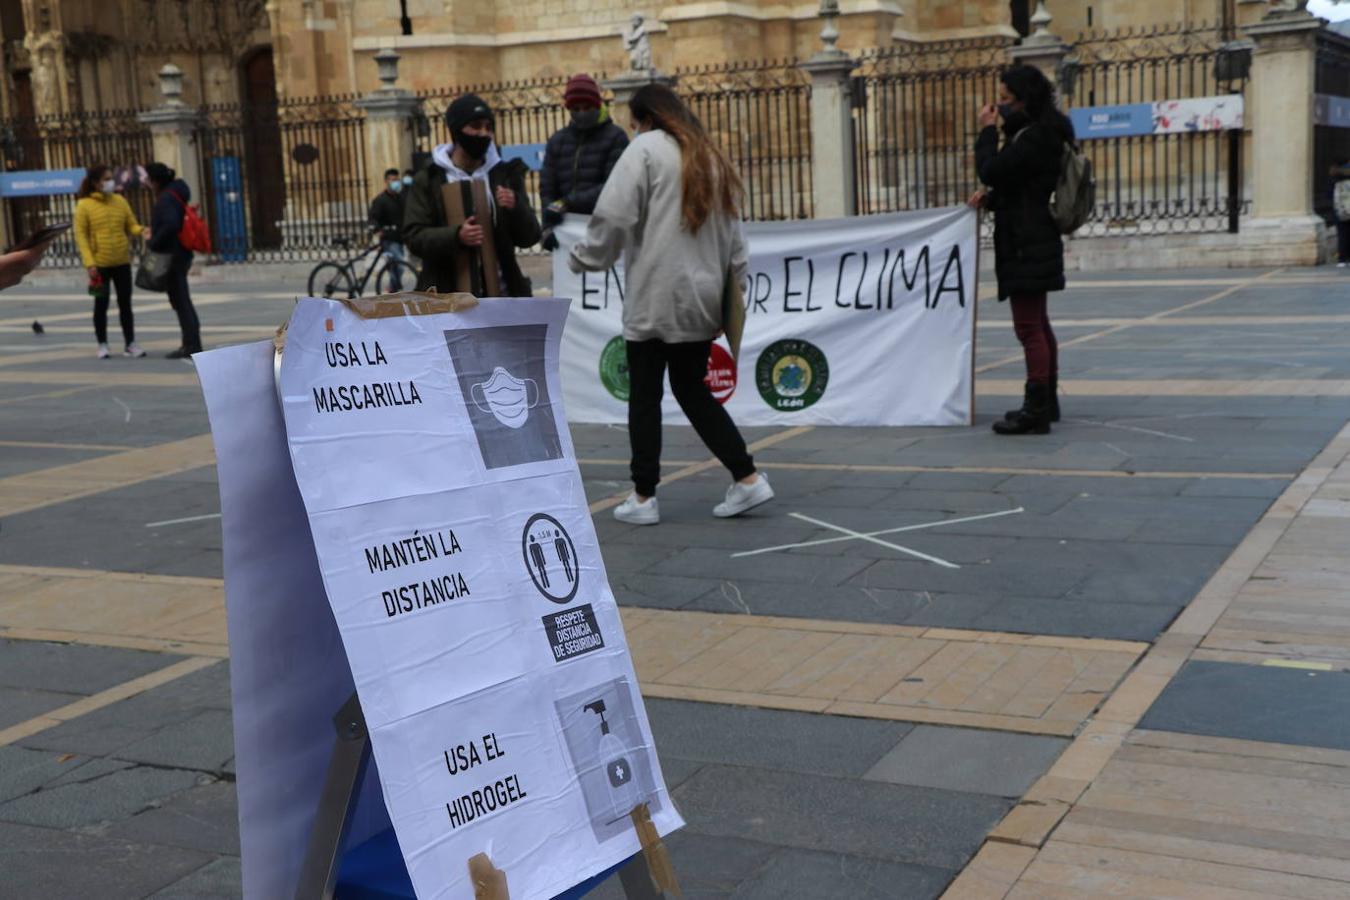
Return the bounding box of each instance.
[602,70,675,135]
[137,65,203,204]
[1242,7,1327,264]
[800,2,857,219]
[355,49,419,201]
[1008,3,1069,92]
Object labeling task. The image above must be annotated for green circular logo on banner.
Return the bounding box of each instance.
[755,339,828,412]
[599,336,629,402]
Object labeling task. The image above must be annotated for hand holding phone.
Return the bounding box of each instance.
[6,221,70,253]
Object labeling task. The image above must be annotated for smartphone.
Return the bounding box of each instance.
[6,221,71,253]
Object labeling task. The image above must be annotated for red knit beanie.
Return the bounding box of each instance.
[564,74,602,109]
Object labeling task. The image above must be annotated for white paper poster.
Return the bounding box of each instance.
[197,341,390,899]
[278,296,681,900]
[553,205,978,427]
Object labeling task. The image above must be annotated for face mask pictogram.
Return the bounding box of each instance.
[470,366,539,429]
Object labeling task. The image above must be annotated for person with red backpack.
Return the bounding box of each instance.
[145,162,202,357]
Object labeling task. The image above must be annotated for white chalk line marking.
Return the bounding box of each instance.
[112,396,132,424]
[733,507,1025,560]
[1066,417,1196,443]
[785,513,962,569]
[145,512,221,528]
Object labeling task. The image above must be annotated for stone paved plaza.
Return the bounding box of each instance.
[2,265,1350,898]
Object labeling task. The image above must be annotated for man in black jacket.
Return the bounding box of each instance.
[368,167,407,290]
[539,74,629,251]
[403,94,541,296]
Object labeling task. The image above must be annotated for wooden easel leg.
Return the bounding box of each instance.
[294,692,370,900]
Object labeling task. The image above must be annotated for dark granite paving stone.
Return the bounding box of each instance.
[1178,477,1290,499]
[970,596,1181,642]
[1123,515,1257,547]
[0,686,80,729]
[147,857,243,900]
[996,474,1185,498]
[0,764,206,829]
[0,639,180,694]
[583,832,781,900]
[729,850,954,900]
[0,746,94,804]
[1066,569,1213,608]
[658,757,704,792]
[864,726,1069,798]
[849,557,1087,601]
[0,821,212,900]
[112,709,236,773]
[650,547,873,586]
[1139,660,1350,751]
[672,766,1010,870]
[682,582,950,625]
[609,573,724,610]
[646,700,912,778]
[0,445,111,477]
[106,780,240,856]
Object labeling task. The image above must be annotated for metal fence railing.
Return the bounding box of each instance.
[1315,31,1350,225]
[0,108,155,267]
[676,59,813,221]
[194,94,370,263]
[852,37,1013,219]
[1063,25,1249,236]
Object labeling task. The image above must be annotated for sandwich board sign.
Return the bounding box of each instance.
[197,294,681,900]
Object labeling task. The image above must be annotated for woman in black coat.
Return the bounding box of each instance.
[144,162,201,357]
[971,65,1074,435]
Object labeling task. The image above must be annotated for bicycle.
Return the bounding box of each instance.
[307,235,421,299]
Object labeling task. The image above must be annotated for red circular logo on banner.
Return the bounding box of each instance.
[704,343,737,404]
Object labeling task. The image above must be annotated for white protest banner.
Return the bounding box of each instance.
[197,341,390,899]
[278,295,680,900]
[554,205,978,427]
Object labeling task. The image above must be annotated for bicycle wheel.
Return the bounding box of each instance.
[307,262,357,299]
[375,259,420,295]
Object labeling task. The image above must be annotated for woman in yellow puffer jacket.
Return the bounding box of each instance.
[75,165,150,358]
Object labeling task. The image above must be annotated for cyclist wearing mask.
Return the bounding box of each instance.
[369,167,408,290]
[403,93,541,296]
[539,74,629,251]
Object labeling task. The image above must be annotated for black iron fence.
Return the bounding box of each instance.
[0,108,155,267]
[1315,32,1350,225]
[194,94,370,263]
[676,60,813,220]
[852,38,1013,218]
[1062,25,1249,235]
[852,26,1248,236]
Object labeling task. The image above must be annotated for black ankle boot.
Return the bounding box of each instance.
[1004,381,1032,422]
[994,382,1051,435]
[1048,375,1061,423]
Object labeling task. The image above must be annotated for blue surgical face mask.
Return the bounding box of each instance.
[402,175,413,186]
[388,180,402,193]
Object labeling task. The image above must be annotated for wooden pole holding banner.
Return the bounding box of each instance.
[440,182,475,294]
[468,853,510,900]
[470,179,503,297]
[969,209,982,428]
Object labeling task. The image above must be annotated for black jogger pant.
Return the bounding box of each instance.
[93,263,134,346]
[166,260,201,351]
[626,339,755,498]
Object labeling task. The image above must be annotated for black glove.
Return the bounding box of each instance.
[542,201,565,229]
[540,229,559,252]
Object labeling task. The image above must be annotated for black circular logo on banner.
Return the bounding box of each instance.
[755,338,829,412]
[522,513,579,604]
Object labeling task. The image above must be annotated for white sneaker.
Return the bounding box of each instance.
[1340,262,1348,269]
[613,493,660,525]
[713,473,775,518]
[124,342,146,358]
[96,343,110,359]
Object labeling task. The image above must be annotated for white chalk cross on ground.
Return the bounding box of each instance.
[732,508,1026,569]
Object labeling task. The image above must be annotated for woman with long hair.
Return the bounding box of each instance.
[144,162,202,357]
[74,164,149,358]
[971,64,1075,434]
[569,83,773,525]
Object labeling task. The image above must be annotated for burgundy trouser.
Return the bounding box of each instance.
[1009,292,1058,385]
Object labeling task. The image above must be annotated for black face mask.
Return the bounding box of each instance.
[571,108,601,129]
[456,132,492,160]
[998,102,1018,120]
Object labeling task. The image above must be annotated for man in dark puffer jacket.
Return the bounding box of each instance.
[539,73,629,251]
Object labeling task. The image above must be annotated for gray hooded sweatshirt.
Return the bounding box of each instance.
[568,130,748,343]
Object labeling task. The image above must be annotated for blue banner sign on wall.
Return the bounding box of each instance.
[0,168,86,197]
[501,143,546,172]
[1070,95,1244,141]
[1315,94,1350,129]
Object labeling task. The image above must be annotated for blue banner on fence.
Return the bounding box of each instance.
[1315,94,1350,129]
[501,142,546,171]
[0,168,86,197]
[1070,95,1244,140]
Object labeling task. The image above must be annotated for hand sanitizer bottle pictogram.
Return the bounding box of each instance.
[583,699,640,823]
